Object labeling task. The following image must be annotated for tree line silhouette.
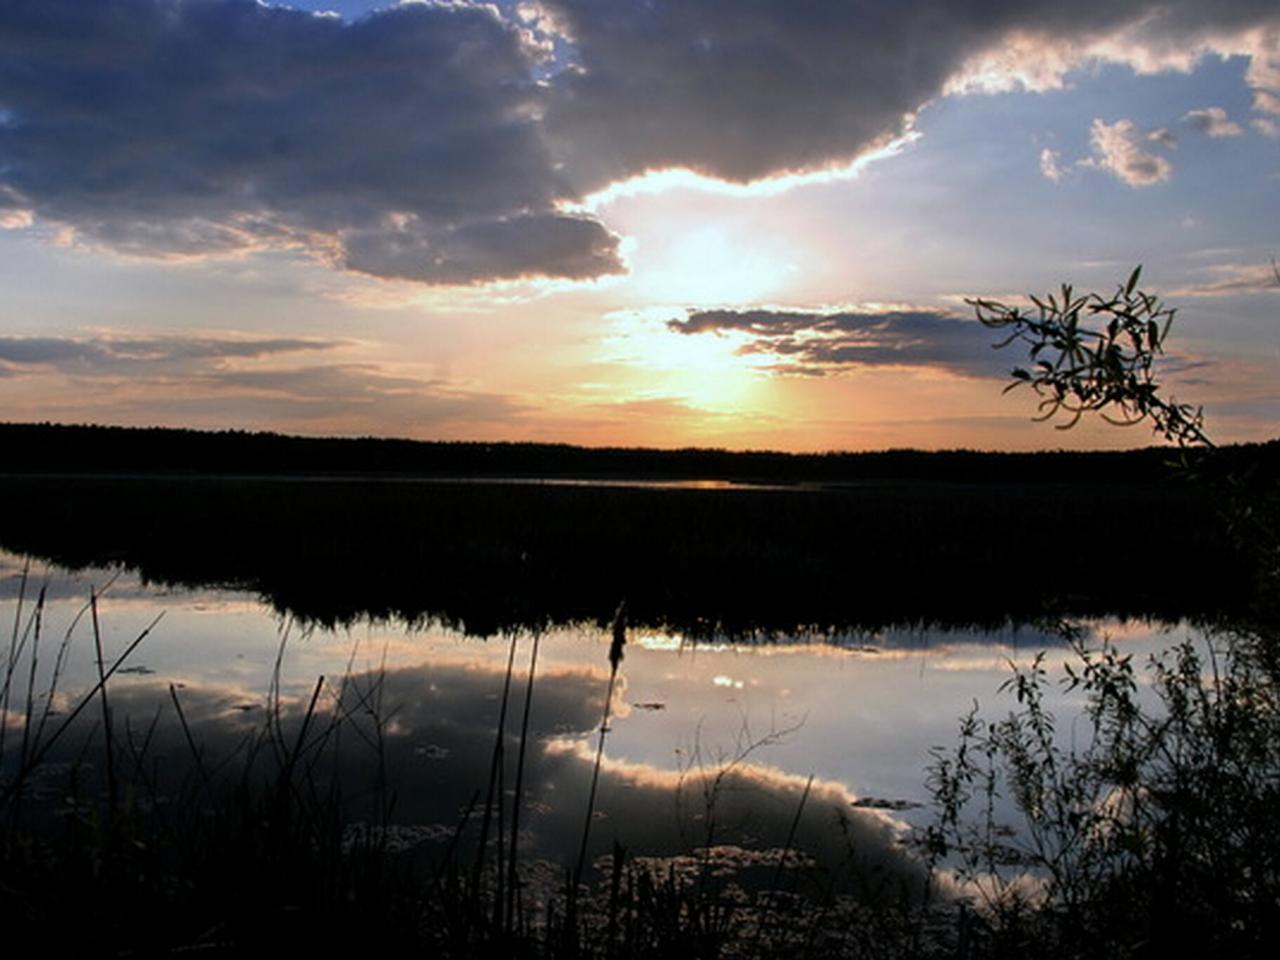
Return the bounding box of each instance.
[4,420,1276,484]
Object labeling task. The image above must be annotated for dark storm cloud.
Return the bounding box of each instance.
[541,0,1280,190]
[1,2,1277,281]
[341,211,623,284]
[669,308,1003,379]
[0,0,623,283]
[542,0,982,187]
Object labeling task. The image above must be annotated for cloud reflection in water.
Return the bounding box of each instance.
[20,653,928,898]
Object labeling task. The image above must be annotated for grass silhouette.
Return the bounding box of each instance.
[1,579,950,957]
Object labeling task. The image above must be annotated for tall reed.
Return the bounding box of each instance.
[506,629,541,934]
[567,600,627,944]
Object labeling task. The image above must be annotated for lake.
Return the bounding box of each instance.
[0,544,1195,879]
[3,469,1254,955]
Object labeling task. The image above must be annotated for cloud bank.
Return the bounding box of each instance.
[544,0,1279,189]
[669,308,1002,379]
[0,0,623,284]
[0,333,341,370]
[1,1,1277,283]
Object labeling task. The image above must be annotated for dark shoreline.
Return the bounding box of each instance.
[0,472,1250,636]
[5,420,1278,484]
[3,420,1271,635]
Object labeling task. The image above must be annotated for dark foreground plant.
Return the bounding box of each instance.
[924,628,1280,958]
[922,267,1280,959]
[1,578,428,955]
[969,266,1211,446]
[2,577,946,959]
[971,266,1277,605]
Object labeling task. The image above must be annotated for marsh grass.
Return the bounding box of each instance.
[10,557,1277,959]
[0,574,954,958]
[923,624,1280,959]
[914,268,1280,959]
[1,574,427,953]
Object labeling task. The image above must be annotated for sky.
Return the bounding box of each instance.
[0,0,1277,452]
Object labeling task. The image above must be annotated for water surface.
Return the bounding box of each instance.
[1,550,1194,874]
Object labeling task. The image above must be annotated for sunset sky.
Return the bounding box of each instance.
[1,0,1277,451]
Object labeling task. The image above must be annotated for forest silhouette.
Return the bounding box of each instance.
[0,422,1268,634]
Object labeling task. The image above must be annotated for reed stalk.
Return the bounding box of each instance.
[0,559,29,764]
[568,601,628,943]
[0,610,162,806]
[16,587,43,781]
[473,630,519,904]
[90,587,118,818]
[506,629,541,934]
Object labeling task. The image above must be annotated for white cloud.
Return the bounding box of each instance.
[1184,106,1245,137]
[0,209,33,229]
[1039,148,1067,182]
[1086,118,1174,187]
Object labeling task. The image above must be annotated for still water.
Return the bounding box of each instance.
[0,548,1193,876]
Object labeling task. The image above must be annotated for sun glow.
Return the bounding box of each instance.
[594,307,774,412]
[600,308,765,374]
[628,225,796,305]
[571,134,919,211]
